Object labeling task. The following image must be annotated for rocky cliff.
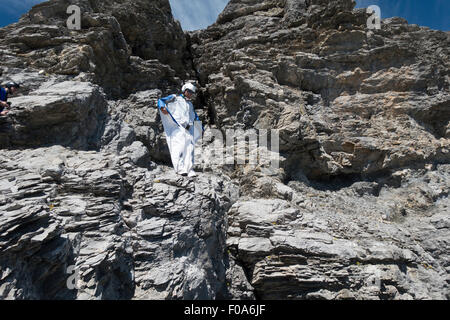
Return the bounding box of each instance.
[0,0,449,300]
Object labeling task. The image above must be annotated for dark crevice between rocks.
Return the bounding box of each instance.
[117,173,136,232]
[408,104,450,139]
[93,254,135,300]
[0,218,78,299]
[308,173,371,191]
[185,33,213,126]
[230,254,261,300]
[37,236,77,300]
[290,168,403,193]
[285,147,450,192]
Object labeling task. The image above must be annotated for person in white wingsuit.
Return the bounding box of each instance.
[157,83,203,177]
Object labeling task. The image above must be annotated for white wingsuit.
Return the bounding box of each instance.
[157,90,203,176]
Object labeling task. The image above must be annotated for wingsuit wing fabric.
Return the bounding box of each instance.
[158,95,203,175]
[193,120,203,143]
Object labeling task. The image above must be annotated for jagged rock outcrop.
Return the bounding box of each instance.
[190,0,449,299]
[190,0,450,181]
[0,0,191,98]
[0,0,449,300]
[1,0,234,300]
[0,80,107,149]
[227,165,450,299]
[0,146,242,299]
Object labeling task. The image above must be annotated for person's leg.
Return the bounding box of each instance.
[161,111,181,174]
[168,128,185,174]
[179,130,195,176]
[185,138,196,177]
[188,169,197,177]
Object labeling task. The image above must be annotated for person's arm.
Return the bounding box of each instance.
[188,102,196,127]
[157,95,176,115]
[0,106,8,115]
[0,101,8,115]
[194,110,204,132]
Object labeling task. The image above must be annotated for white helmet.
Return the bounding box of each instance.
[182,83,197,94]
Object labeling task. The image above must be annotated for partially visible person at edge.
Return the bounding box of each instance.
[157,83,203,177]
[0,81,21,116]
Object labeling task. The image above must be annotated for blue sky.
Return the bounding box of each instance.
[0,0,45,27]
[354,0,449,31]
[0,0,448,31]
